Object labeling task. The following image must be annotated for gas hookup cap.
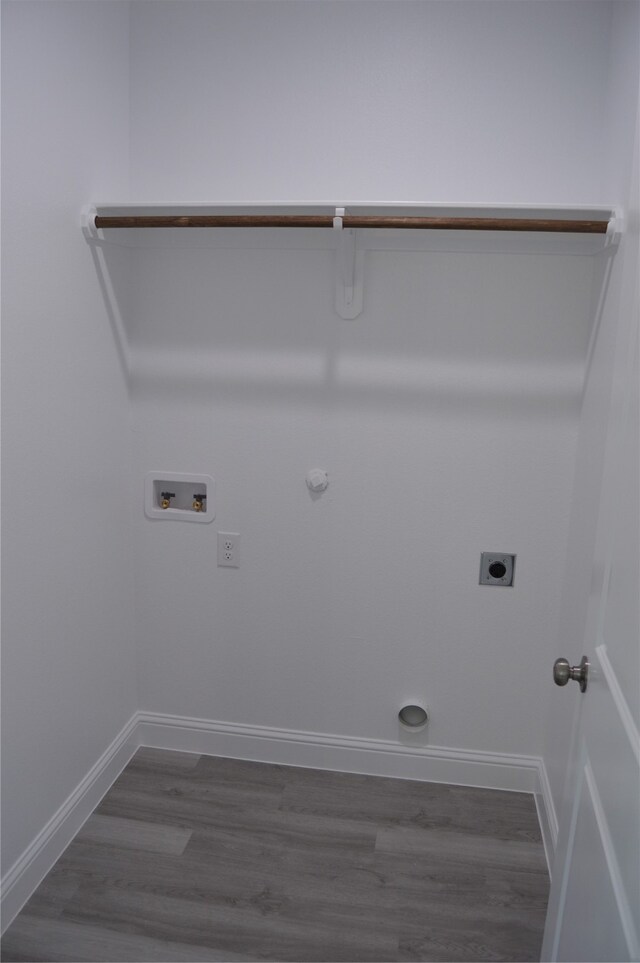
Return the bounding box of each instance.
[306,469,329,493]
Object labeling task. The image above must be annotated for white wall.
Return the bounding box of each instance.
[1,1,136,876]
[124,1,615,758]
[130,239,594,755]
[129,0,611,205]
[542,0,640,819]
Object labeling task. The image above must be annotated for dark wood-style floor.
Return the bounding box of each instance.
[1,749,549,962]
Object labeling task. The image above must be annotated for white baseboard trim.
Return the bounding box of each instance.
[136,714,558,874]
[2,709,557,934]
[0,713,139,933]
[137,711,543,793]
[534,758,559,880]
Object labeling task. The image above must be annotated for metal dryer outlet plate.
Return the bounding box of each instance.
[479,552,516,586]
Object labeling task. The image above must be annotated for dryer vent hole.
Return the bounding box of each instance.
[398,705,428,729]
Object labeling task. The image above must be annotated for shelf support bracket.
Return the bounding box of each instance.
[605,208,624,247]
[334,210,364,319]
[80,204,100,240]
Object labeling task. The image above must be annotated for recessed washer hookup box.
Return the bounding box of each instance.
[144,472,215,523]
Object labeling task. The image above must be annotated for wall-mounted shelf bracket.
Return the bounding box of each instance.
[605,209,624,247]
[335,210,364,319]
[81,204,100,241]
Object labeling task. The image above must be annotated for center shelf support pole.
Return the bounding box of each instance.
[334,209,364,320]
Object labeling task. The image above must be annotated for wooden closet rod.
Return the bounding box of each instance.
[93,214,609,234]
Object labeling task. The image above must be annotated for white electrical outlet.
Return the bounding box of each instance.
[217,532,240,567]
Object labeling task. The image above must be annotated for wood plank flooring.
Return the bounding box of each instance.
[1,749,549,962]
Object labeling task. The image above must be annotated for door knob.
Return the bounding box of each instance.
[553,656,589,693]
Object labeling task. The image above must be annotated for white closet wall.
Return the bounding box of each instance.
[130,241,594,757]
[542,0,640,821]
[129,0,611,204]
[1,1,136,876]
[126,1,612,757]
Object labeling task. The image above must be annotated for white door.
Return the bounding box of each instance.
[541,174,640,959]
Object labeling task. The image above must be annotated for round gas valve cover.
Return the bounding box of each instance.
[306,469,329,493]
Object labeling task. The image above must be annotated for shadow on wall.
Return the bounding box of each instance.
[86,228,609,420]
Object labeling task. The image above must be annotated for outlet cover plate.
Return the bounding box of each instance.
[218,532,240,567]
[479,552,515,586]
